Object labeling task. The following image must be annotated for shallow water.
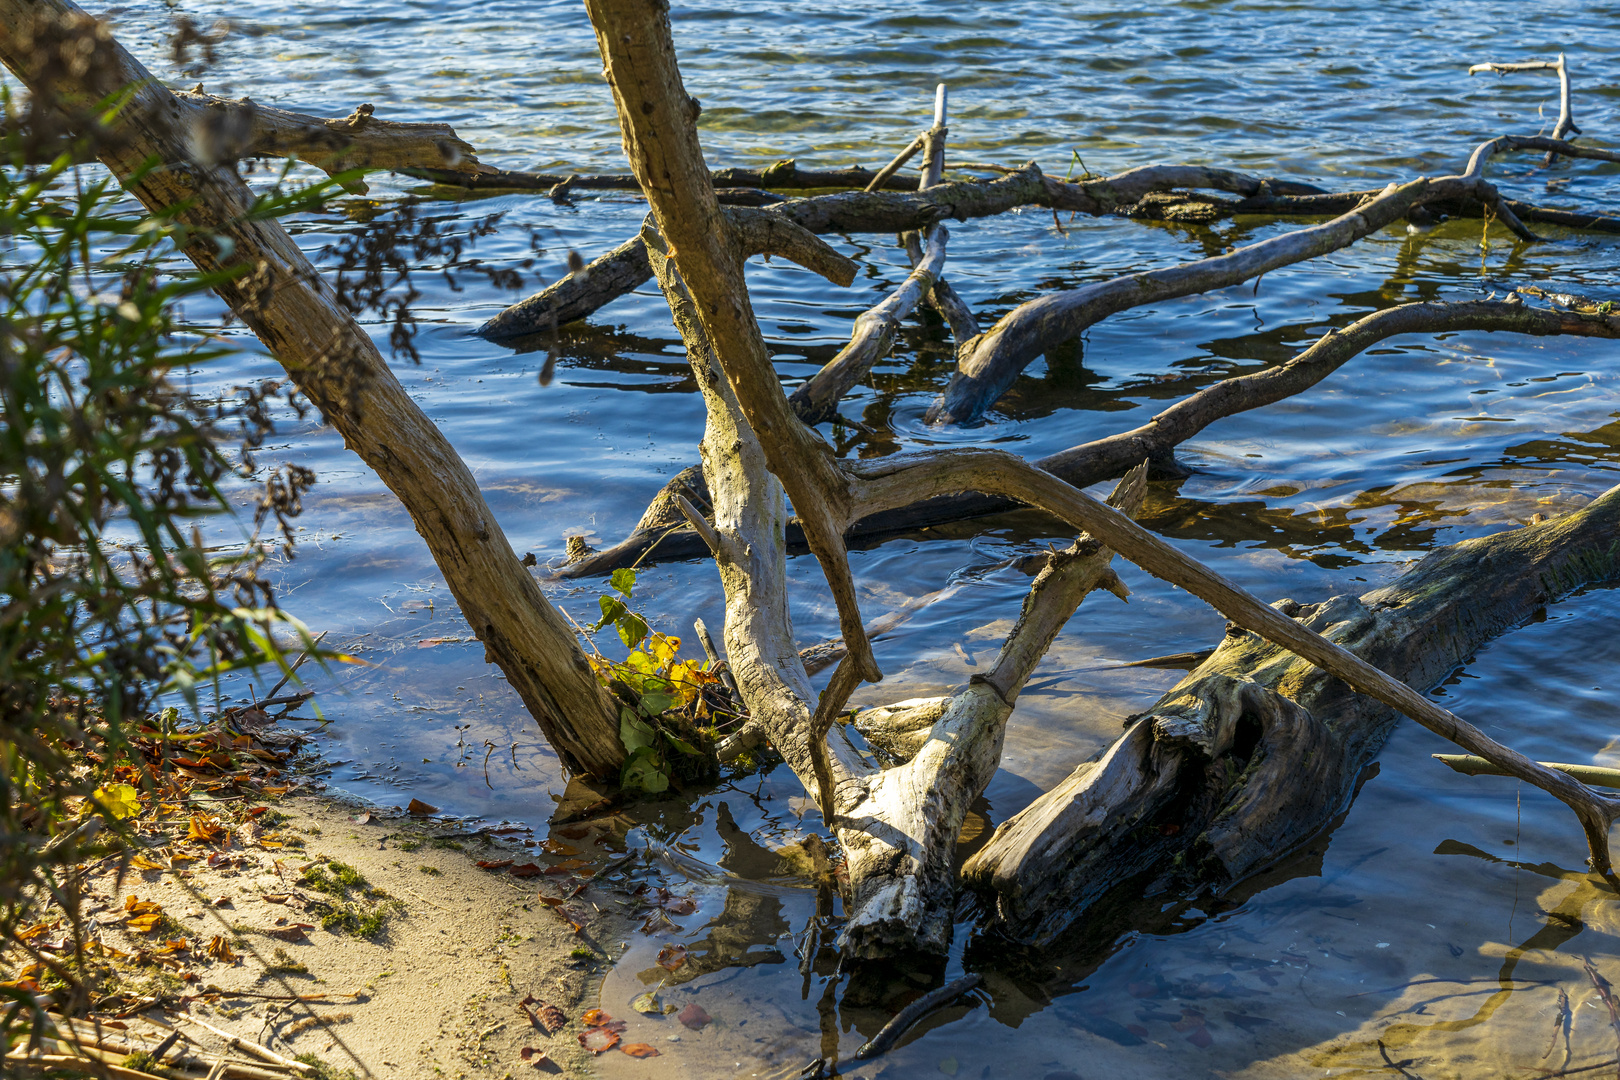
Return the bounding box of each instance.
[49,0,1620,1074]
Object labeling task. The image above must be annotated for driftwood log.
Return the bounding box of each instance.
[0,2,627,777]
[963,483,1620,943]
[581,0,1620,961]
[558,298,1620,577]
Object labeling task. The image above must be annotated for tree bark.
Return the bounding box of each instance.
[0,1,626,777]
[963,482,1620,943]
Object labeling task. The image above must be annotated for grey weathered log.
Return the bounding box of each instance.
[477,162,1328,341]
[406,156,927,193]
[788,225,949,424]
[0,1,627,777]
[926,179,1428,424]
[557,298,1620,578]
[929,133,1620,424]
[964,483,1620,942]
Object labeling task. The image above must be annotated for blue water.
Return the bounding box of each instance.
[40,0,1620,1074]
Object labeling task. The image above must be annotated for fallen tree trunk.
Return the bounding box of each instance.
[558,297,1620,577]
[962,483,1620,943]
[0,1,627,777]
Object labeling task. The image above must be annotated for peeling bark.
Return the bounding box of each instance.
[964,485,1620,942]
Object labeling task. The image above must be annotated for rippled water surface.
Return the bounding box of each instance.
[63,0,1620,1075]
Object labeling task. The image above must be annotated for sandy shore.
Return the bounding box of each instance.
[59,795,644,1079]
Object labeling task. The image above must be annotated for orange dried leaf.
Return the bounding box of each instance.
[621,1043,661,1058]
[406,798,439,815]
[578,1026,620,1054]
[539,839,579,857]
[509,863,544,879]
[581,1009,611,1026]
[204,935,237,962]
[130,853,165,871]
[537,1004,566,1034]
[124,897,162,916]
[127,914,164,933]
[656,944,687,972]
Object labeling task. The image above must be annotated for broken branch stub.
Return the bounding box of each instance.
[0,0,626,777]
[965,484,1620,942]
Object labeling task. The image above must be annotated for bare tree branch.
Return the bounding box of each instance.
[0,0,627,776]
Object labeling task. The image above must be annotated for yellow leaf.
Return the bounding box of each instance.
[93,783,140,820]
[168,851,198,863]
[130,854,165,871]
[205,936,236,963]
[124,897,162,916]
[128,914,164,933]
[649,633,680,666]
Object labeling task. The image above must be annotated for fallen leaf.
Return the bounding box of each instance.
[406,798,439,815]
[509,863,544,879]
[475,859,514,871]
[168,851,198,863]
[352,812,372,825]
[127,914,164,934]
[578,1026,620,1054]
[186,813,223,843]
[540,840,578,856]
[656,944,687,972]
[205,936,237,963]
[266,925,312,942]
[538,1003,567,1034]
[124,897,162,916]
[630,989,664,1015]
[261,894,291,904]
[130,853,166,871]
[581,1009,611,1026]
[556,825,591,840]
[544,858,589,875]
[1187,1027,1214,1049]
[678,1003,711,1031]
[621,1043,661,1058]
[519,1047,549,1063]
[155,939,190,955]
[536,894,565,908]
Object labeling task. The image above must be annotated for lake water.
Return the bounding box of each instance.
[69,0,1620,1075]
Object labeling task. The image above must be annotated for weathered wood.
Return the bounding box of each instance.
[1470,55,1581,160]
[406,156,927,193]
[559,297,1620,580]
[586,0,882,687]
[1437,755,1620,789]
[170,90,488,194]
[0,1,626,777]
[476,163,1325,341]
[926,179,1428,424]
[963,484,1620,942]
[788,225,949,424]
